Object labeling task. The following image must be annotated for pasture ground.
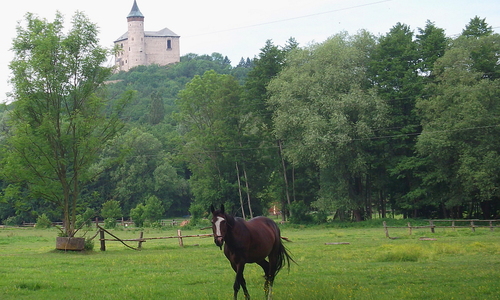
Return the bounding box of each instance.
[0,223,499,299]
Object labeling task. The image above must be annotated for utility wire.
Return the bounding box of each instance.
[185,0,393,38]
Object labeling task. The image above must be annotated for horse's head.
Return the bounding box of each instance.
[210,204,228,250]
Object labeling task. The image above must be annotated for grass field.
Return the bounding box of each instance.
[0,222,499,299]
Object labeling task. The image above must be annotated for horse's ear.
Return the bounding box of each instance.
[210,205,215,214]
[221,204,225,214]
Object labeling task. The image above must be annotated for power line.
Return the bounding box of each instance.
[185,0,393,38]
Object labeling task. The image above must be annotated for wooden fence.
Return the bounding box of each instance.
[383,219,500,238]
[94,224,213,251]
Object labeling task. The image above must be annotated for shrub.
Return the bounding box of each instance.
[4,215,22,226]
[104,218,117,229]
[289,201,313,224]
[189,203,205,225]
[130,203,146,227]
[101,200,122,220]
[143,195,164,224]
[84,238,94,251]
[35,213,52,229]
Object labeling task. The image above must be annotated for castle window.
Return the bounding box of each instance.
[167,39,172,50]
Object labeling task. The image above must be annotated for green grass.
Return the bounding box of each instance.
[0,225,499,299]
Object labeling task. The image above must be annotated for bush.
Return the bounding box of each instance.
[84,238,94,251]
[130,203,145,227]
[289,201,313,224]
[35,213,52,229]
[104,218,117,229]
[143,195,164,223]
[101,200,122,220]
[4,215,23,226]
[189,203,206,225]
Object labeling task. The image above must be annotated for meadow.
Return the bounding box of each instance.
[0,222,499,299]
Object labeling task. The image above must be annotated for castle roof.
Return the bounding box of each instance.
[127,0,144,18]
[114,27,180,43]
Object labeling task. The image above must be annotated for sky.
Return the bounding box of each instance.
[1,0,499,103]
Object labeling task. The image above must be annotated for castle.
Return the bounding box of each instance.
[114,0,180,72]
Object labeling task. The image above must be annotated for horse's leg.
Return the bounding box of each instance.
[233,262,250,299]
[266,253,279,300]
[257,260,271,297]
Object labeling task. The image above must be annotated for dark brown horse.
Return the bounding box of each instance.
[210,205,293,299]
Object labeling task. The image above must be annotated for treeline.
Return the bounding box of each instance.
[1,16,499,224]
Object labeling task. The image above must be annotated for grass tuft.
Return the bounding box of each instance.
[16,282,42,291]
[375,244,427,262]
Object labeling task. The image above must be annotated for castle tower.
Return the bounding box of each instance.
[114,0,180,72]
[126,0,146,68]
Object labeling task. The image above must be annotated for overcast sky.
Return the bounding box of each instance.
[1,0,499,102]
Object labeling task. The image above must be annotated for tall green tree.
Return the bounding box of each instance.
[3,12,130,237]
[176,70,243,211]
[268,32,388,221]
[242,38,299,219]
[416,19,500,218]
[368,23,427,217]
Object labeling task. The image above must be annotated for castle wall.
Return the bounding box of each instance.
[145,36,180,66]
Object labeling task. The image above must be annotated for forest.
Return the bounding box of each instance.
[0,14,499,226]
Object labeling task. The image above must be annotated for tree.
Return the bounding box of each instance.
[416,23,500,218]
[3,12,130,237]
[368,23,425,217]
[268,32,388,221]
[101,200,122,228]
[242,38,298,220]
[148,91,166,125]
[461,16,493,38]
[176,70,243,212]
[143,195,165,225]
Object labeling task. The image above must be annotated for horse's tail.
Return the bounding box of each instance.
[271,226,295,280]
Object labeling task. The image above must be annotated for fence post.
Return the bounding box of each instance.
[430,220,435,233]
[99,228,106,251]
[490,221,494,231]
[383,221,389,238]
[138,231,144,249]
[470,220,475,232]
[407,222,412,235]
[177,229,184,247]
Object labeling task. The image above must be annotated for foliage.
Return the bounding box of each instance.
[416,27,500,218]
[130,203,145,227]
[188,203,206,225]
[3,11,131,237]
[75,208,96,229]
[101,200,122,220]
[176,70,244,211]
[143,195,165,224]
[129,195,165,227]
[1,13,499,225]
[268,32,388,220]
[101,200,122,229]
[35,213,52,229]
[289,201,313,224]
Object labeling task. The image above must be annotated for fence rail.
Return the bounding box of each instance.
[94,224,213,251]
[383,219,500,238]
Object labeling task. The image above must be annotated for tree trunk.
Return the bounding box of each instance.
[242,165,253,219]
[379,191,386,218]
[235,162,246,219]
[278,140,292,218]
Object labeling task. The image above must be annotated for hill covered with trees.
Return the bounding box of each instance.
[1,16,499,226]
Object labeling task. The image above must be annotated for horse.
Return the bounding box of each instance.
[210,204,294,300]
